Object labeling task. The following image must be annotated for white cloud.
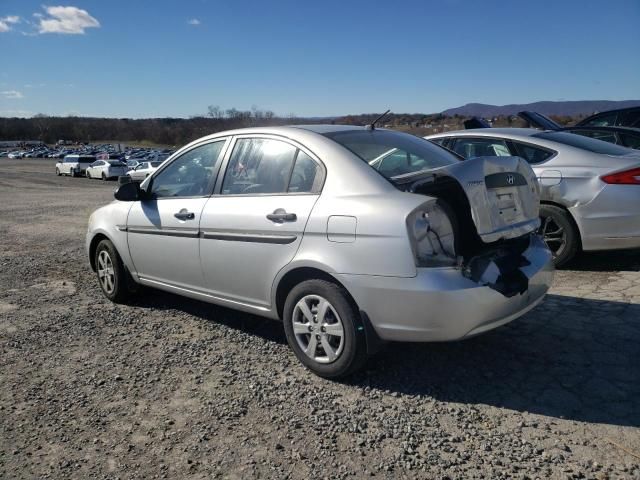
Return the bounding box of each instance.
[1,90,24,99]
[37,6,100,34]
[0,15,20,32]
[187,18,201,26]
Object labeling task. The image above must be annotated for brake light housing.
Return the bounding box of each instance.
[601,167,640,185]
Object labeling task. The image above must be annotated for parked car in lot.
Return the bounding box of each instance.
[8,151,24,159]
[127,161,163,181]
[55,155,96,177]
[86,125,553,377]
[518,111,640,150]
[85,159,129,180]
[427,129,640,266]
[577,106,640,129]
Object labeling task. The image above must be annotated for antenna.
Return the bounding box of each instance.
[365,109,391,130]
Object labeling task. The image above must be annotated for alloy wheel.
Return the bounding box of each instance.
[539,215,566,258]
[292,295,345,364]
[97,250,115,294]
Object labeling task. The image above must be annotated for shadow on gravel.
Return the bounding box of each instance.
[133,287,639,427]
[566,249,640,272]
[129,289,288,345]
[355,294,640,428]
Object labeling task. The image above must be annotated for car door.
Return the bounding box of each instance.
[126,139,228,290]
[199,135,324,308]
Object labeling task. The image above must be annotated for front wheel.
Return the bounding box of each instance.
[95,239,132,303]
[283,279,367,378]
[538,204,579,267]
[55,168,60,176]
[86,170,91,179]
[102,172,107,181]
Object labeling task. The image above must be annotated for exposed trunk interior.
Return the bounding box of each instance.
[402,176,534,297]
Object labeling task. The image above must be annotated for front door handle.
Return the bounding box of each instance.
[266,208,297,223]
[174,209,195,221]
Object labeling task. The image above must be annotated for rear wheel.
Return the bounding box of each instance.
[101,172,107,181]
[538,204,578,267]
[283,279,367,378]
[95,239,132,303]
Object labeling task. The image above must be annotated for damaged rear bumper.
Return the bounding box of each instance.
[337,235,554,342]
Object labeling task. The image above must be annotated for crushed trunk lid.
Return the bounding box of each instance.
[394,156,541,243]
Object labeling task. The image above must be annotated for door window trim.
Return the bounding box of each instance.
[212,133,326,197]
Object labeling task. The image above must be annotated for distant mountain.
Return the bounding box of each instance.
[441,100,640,118]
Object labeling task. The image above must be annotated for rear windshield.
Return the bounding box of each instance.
[323,129,457,178]
[79,156,95,162]
[150,161,163,167]
[533,131,631,155]
[107,160,126,166]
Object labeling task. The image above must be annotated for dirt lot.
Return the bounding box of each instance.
[1,158,639,479]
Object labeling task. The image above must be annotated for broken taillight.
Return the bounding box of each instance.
[601,167,640,185]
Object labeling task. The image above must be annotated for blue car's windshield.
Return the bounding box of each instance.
[324,129,458,179]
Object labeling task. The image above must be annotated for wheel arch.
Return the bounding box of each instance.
[88,233,110,271]
[273,264,385,355]
[539,200,583,250]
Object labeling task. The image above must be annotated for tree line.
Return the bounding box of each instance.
[0,107,579,146]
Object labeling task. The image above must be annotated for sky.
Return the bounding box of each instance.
[0,0,638,118]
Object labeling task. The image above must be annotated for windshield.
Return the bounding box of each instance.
[324,129,457,178]
[533,131,631,155]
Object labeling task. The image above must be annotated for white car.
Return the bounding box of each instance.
[127,161,163,181]
[85,159,129,180]
[8,151,24,159]
[55,155,96,177]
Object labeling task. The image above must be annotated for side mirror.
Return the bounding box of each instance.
[114,178,140,201]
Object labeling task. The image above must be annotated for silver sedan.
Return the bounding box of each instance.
[426,129,640,266]
[86,126,553,377]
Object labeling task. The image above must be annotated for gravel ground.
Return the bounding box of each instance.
[1,158,639,479]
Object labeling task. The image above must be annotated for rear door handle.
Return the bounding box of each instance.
[174,209,195,221]
[266,208,297,223]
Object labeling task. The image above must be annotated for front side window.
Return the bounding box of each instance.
[451,138,511,159]
[222,138,297,194]
[512,142,555,164]
[150,141,225,198]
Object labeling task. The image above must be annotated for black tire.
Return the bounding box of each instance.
[55,168,60,176]
[94,239,133,303]
[283,279,367,379]
[102,172,107,181]
[86,170,91,179]
[539,204,579,267]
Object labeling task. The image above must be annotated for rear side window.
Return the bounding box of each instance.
[512,142,555,164]
[451,138,511,159]
[222,138,322,195]
[288,151,321,193]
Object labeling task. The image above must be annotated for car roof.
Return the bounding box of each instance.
[426,128,540,139]
[290,124,367,134]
